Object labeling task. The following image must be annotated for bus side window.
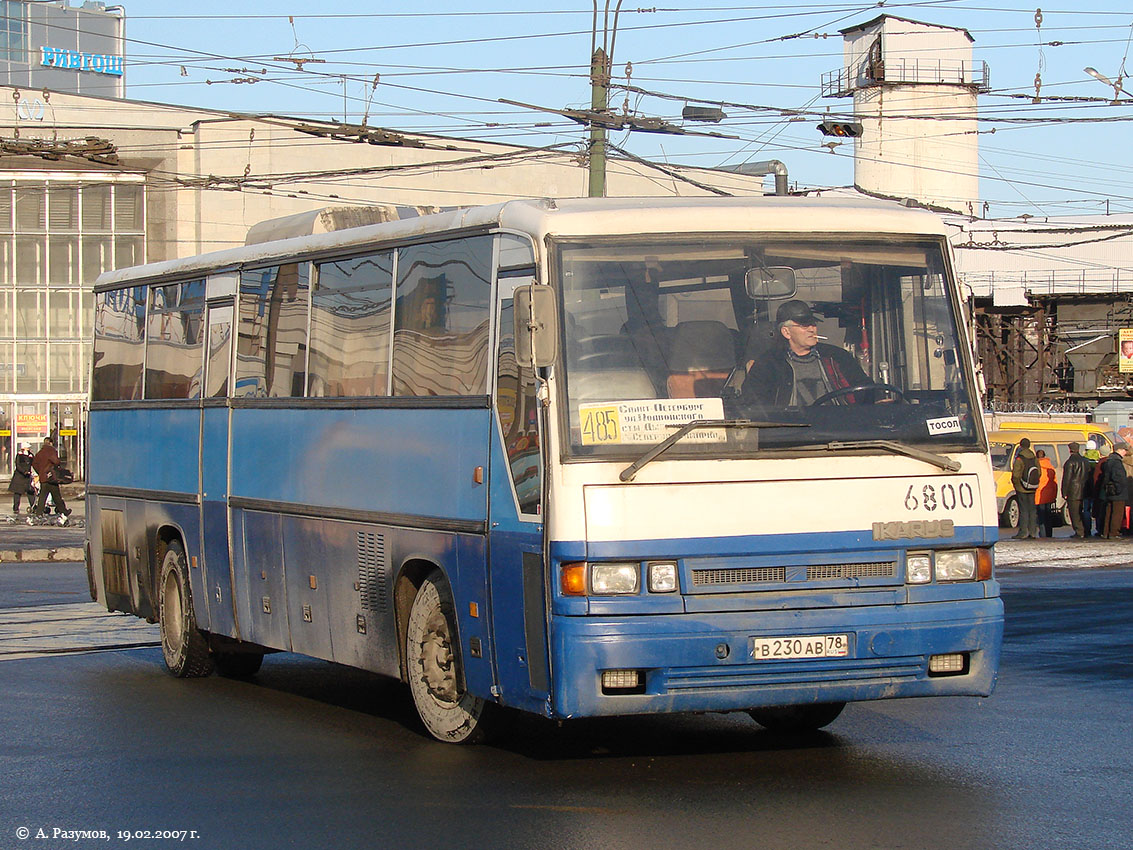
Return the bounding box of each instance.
[392,236,493,396]
[92,285,146,401]
[497,296,541,516]
[144,279,205,400]
[309,251,394,397]
[235,263,309,398]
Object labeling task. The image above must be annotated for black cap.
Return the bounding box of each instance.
[776,299,818,326]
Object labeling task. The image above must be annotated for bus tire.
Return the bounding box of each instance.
[159,540,214,678]
[406,570,492,744]
[214,650,264,679]
[748,702,845,733]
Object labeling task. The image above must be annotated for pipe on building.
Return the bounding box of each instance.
[719,160,789,195]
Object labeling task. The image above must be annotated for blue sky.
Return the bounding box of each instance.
[115,1,1133,217]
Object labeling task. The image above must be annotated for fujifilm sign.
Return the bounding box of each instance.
[41,47,124,77]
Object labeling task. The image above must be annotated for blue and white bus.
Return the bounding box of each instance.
[86,197,1003,742]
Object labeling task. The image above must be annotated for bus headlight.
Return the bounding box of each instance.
[648,562,678,593]
[935,549,977,582]
[907,553,932,584]
[590,563,640,595]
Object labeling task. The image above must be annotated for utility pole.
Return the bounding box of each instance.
[588,1,626,198]
[588,47,609,198]
[500,3,736,195]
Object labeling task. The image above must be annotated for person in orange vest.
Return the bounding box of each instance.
[1035,449,1058,537]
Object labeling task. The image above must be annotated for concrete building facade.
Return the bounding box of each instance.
[822,15,988,214]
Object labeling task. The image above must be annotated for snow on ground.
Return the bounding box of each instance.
[995,535,1133,570]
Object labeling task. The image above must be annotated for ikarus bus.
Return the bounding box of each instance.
[86,197,1003,743]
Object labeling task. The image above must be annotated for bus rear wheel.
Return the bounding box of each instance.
[406,570,493,743]
[159,541,214,678]
[748,702,845,733]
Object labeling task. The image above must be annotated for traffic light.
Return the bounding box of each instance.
[817,120,863,138]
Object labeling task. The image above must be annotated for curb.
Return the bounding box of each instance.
[0,548,85,563]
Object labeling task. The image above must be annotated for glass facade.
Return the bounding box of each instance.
[0,1,29,64]
[0,177,145,478]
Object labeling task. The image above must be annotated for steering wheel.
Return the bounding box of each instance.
[809,383,906,406]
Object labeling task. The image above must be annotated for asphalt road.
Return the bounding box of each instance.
[1,561,1130,850]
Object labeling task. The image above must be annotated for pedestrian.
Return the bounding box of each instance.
[7,445,35,514]
[1085,441,1105,535]
[1123,448,1133,534]
[1098,442,1129,539]
[1062,441,1090,538]
[30,437,70,518]
[1035,449,1057,537]
[1011,437,1040,539]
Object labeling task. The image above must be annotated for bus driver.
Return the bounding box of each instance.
[740,299,869,408]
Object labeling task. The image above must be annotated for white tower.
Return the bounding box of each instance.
[821,16,987,214]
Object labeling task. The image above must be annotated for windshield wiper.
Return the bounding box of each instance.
[822,440,961,472]
[619,419,810,482]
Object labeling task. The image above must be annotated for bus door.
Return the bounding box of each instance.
[198,286,238,637]
[488,280,550,714]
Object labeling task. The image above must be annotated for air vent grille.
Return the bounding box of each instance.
[356,532,388,612]
[692,567,786,586]
[808,562,896,580]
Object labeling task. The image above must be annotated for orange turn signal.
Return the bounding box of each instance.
[561,562,587,596]
[977,548,994,581]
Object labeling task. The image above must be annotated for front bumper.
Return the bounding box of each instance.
[548,596,1003,718]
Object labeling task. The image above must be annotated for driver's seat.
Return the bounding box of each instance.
[666,321,736,398]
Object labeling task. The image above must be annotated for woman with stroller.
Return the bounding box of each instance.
[7,445,36,514]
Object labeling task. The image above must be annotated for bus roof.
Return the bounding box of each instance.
[93,195,950,291]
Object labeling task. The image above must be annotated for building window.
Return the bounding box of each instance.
[0,178,146,396]
[0,2,29,64]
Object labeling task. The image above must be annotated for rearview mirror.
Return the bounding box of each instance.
[745,266,797,300]
[513,284,559,368]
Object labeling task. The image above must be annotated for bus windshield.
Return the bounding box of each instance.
[556,235,980,459]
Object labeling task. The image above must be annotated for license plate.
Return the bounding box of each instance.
[750,634,850,660]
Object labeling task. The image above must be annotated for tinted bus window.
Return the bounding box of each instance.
[92,285,146,401]
[144,279,205,399]
[309,251,393,397]
[205,305,233,399]
[498,293,541,515]
[235,263,309,398]
[392,236,493,396]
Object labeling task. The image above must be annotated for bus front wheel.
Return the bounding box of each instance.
[406,570,493,743]
[749,702,845,733]
[159,541,214,678]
